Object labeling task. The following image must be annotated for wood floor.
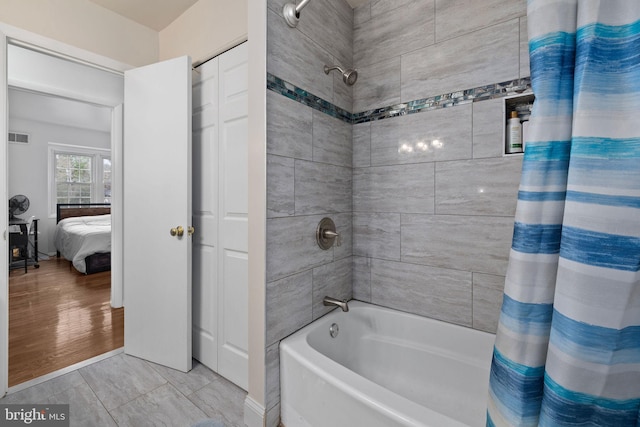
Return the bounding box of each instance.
[9,258,124,386]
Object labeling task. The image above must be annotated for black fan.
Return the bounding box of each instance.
[9,194,30,220]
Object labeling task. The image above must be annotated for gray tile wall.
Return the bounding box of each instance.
[351,0,528,333]
[353,0,527,110]
[265,0,354,424]
[265,0,528,423]
[267,0,354,112]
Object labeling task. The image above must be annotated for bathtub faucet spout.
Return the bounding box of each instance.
[323,296,349,312]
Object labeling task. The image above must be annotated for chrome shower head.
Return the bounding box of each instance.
[343,69,358,86]
[324,65,358,86]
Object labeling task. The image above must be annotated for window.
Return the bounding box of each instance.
[55,153,93,205]
[49,143,111,216]
[102,156,112,204]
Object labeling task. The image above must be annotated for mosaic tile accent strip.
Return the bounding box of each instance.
[267,74,353,123]
[267,72,531,125]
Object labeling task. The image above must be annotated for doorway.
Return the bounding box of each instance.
[1,30,249,397]
[6,43,125,388]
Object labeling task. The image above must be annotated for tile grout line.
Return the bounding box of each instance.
[142,358,219,404]
[77,364,121,426]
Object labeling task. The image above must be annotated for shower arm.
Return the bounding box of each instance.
[283,0,312,28]
[324,64,358,86]
[324,65,344,75]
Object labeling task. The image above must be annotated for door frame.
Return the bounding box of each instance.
[0,22,131,396]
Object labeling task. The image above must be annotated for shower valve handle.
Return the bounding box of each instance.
[323,230,342,247]
[316,217,341,250]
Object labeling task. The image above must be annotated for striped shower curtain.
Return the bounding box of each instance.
[487,0,640,426]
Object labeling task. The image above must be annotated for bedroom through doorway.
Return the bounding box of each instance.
[6,44,125,388]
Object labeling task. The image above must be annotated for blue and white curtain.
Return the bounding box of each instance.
[487,0,640,426]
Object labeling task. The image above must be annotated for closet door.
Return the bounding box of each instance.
[192,57,220,372]
[191,43,248,390]
[217,43,249,390]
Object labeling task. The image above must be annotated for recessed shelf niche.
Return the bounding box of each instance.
[503,92,535,156]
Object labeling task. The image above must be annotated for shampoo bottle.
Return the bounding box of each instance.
[506,111,522,154]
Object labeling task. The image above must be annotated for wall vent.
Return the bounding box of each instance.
[8,132,29,144]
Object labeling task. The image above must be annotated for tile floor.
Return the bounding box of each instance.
[1,353,247,427]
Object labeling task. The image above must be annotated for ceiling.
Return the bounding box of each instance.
[88,0,368,31]
[87,0,200,31]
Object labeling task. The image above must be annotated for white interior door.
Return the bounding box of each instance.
[192,57,220,371]
[191,43,248,390]
[217,43,249,389]
[123,56,193,372]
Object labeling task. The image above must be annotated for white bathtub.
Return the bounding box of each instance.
[280,301,495,427]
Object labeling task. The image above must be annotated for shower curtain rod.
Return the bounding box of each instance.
[192,37,248,69]
[10,36,249,76]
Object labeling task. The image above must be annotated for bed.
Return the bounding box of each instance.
[54,203,111,274]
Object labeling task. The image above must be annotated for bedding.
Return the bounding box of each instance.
[54,214,111,274]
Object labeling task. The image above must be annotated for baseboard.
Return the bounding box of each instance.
[244,395,266,427]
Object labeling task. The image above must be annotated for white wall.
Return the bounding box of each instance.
[0,0,157,67]
[159,0,248,64]
[1,0,249,68]
[246,0,267,424]
[8,117,110,255]
[8,44,124,106]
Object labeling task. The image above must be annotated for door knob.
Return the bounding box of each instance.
[170,226,184,237]
[188,226,195,236]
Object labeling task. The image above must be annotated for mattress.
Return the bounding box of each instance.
[54,214,111,274]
